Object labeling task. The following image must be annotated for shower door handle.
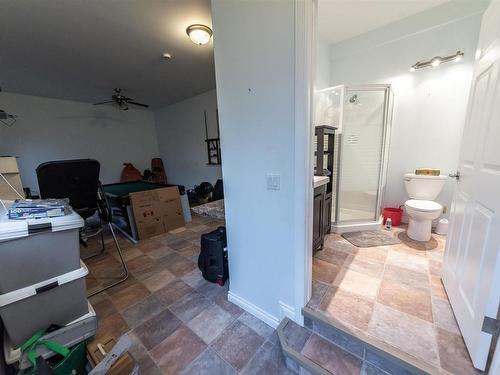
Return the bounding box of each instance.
[449,171,460,180]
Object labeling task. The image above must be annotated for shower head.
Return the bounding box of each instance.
[349,94,358,104]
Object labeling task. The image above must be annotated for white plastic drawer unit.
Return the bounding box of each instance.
[0,261,90,348]
[0,204,84,294]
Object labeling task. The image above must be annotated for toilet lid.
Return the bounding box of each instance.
[405,199,442,212]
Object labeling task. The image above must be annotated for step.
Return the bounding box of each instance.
[277,312,445,375]
[277,318,404,375]
[300,307,446,374]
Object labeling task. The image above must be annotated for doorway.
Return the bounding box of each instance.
[301,0,500,373]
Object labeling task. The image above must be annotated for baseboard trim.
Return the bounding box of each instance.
[228,291,280,329]
[279,301,296,322]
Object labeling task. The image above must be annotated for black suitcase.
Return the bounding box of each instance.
[198,226,228,285]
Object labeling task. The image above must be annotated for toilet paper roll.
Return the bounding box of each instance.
[435,218,449,235]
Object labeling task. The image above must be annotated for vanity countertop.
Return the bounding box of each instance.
[313,175,329,188]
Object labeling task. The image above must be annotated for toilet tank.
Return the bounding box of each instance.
[404,173,447,200]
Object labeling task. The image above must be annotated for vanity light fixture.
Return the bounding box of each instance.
[186,24,213,45]
[411,51,464,72]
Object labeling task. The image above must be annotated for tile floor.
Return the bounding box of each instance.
[84,215,292,375]
[283,316,412,375]
[308,225,482,375]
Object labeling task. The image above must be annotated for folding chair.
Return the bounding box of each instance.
[36,159,128,296]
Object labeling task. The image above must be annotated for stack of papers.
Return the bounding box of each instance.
[7,199,67,219]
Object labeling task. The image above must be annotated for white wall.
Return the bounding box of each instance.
[154,90,222,189]
[212,0,297,325]
[0,92,159,191]
[327,7,483,216]
[316,38,331,90]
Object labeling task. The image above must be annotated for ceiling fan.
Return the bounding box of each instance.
[93,88,149,110]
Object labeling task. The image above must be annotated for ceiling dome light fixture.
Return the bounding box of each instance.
[186,24,213,45]
[411,51,464,72]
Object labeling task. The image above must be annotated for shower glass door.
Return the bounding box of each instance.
[336,87,388,223]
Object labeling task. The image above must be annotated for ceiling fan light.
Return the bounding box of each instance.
[186,24,212,45]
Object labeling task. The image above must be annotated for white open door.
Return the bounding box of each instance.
[442,1,500,371]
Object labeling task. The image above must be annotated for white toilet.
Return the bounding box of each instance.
[403,173,447,241]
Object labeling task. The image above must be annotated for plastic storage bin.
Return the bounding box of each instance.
[0,320,5,375]
[0,206,84,294]
[0,261,89,348]
[382,207,403,226]
[4,302,97,369]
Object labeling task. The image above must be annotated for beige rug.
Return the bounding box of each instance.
[342,230,401,247]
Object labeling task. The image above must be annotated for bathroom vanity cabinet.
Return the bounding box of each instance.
[313,125,336,252]
[313,177,330,252]
[313,184,326,251]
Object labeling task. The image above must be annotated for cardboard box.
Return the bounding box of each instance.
[0,157,24,200]
[130,186,184,240]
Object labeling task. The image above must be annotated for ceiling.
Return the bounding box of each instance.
[318,0,451,45]
[0,0,215,109]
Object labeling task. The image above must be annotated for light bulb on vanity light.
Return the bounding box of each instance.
[431,57,442,67]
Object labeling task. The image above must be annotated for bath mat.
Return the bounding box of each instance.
[341,230,401,247]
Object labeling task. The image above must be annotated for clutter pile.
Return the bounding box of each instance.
[0,157,142,373]
[0,201,93,373]
[187,179,224,207]
[0,202,138,374]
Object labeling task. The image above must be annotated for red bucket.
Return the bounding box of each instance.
[383,207,403,226]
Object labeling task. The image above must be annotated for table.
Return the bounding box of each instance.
[103,181,185,242]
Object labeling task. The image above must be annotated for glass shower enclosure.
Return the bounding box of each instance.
[315,84,394,232]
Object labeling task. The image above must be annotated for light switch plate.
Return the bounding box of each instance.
[266,173,280,190]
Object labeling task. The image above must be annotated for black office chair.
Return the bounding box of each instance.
[37,159,104,251]
[36,159,128,296]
